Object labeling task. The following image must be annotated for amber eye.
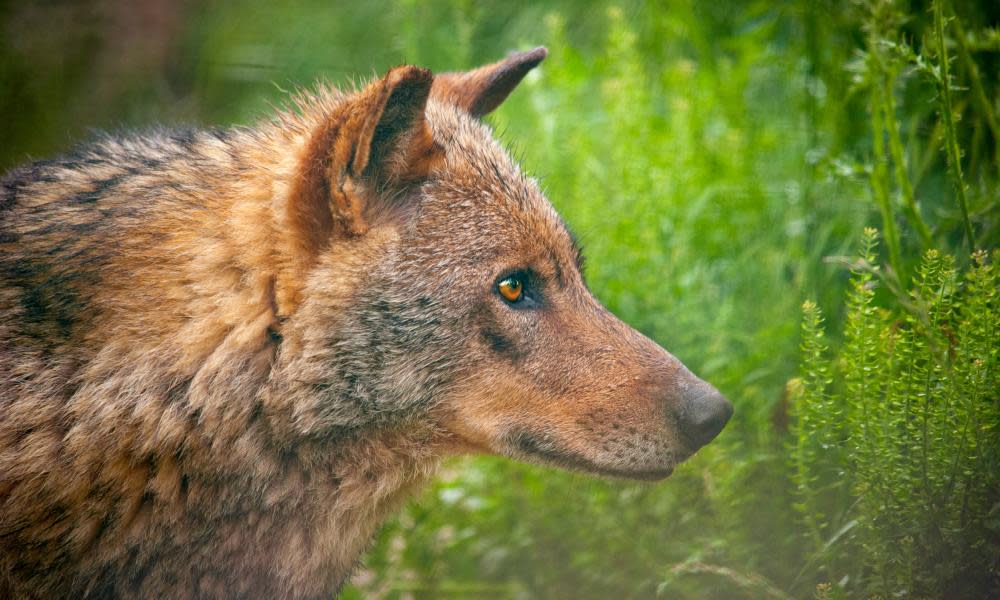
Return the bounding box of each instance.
[497,276,524,303]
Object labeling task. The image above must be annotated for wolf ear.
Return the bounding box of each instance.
[431,46,547,117]
[279,66,439,313]
[289,66,438,247]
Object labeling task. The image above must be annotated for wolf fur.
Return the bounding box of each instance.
[0,48,731,598]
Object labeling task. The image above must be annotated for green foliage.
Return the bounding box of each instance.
[932,0,976,249]
[790,300,845,552]
[1,0,997,597]
[794,243,1000,598]
[790,1,1000,596]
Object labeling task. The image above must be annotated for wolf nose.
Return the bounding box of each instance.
[679,384,733,448]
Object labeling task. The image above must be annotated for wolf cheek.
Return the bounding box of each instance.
[434,279,732,480]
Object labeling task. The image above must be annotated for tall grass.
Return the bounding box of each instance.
[790,1,999,596]
[793,240,999,598]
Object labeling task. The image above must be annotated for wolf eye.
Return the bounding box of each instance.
[497,276,524,303]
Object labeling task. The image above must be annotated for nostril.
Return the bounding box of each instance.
[680,387,733,448]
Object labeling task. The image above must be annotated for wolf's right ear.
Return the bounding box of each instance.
[431,46,547,117]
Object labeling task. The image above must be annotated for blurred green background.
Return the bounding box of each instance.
[2,0,997,598]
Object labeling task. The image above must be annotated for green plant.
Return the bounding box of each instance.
[932,0,975,250]
[793,237,1000,598]
[790,2,1000,596]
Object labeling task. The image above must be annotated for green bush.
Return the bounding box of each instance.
[790,0,1000,596]
[793,237,999,598]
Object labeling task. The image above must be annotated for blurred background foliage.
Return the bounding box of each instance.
[1,0,997,597]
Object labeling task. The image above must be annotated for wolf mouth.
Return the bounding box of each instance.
[505,430,676,482]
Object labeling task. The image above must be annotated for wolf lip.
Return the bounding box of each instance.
[530,452,676,482]
[591,465,675,481]
[506,431,675,481]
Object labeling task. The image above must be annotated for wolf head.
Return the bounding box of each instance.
[276,48,732,480]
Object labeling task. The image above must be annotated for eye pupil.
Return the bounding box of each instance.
[498,277,524,302]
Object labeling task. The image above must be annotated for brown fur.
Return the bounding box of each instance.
[0,48,731,598]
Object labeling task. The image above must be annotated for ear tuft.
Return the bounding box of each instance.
[431,46,547,117]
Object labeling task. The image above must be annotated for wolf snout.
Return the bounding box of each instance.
[677,383,733,448]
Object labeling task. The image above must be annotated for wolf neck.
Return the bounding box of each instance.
[259,421,452,594]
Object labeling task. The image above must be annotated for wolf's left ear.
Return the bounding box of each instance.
[431,46,547,117]
[280,66,439,313]
[289,65,437,244]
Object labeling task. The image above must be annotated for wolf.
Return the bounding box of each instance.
[0,47,732,598]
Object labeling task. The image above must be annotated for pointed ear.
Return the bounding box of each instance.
[289,66,439,251]
[277,66,440,313]
[431,46,547,117]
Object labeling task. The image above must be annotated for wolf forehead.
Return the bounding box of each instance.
[417,100,580,269]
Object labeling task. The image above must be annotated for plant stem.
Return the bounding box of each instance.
[933,0,976,250]
[870,71,903,276]
[951,14,1000,180]
[881,71,933,247]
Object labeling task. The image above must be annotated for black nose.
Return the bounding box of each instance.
[679,384,733,448]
